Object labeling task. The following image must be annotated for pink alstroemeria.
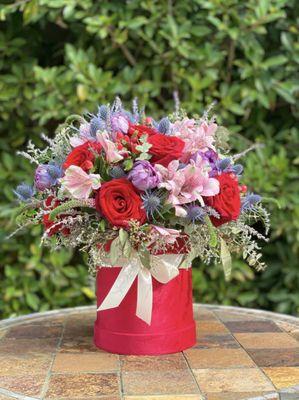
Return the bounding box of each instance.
[156,157,219,217]
[60,165,101,199]
[172,118,218,162]
[96,131,124,163]
[150,225,181,245]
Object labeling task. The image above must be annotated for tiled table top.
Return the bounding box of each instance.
[0,305,298,400]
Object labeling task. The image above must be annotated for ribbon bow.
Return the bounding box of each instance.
[97,252,185,324]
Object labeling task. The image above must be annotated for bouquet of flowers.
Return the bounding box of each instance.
[13,98,270,354]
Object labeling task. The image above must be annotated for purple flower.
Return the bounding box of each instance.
[35,164,62,191]
[128,161,161,191]
[111,112,129,134]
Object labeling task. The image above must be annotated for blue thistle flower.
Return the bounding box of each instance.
[185,204,206,223]
[158,117,170,134]
[14,183,35,202]
[231,164,243,176]
[97,105,109,120]
[110,166,126,179]
[141,190,164,219]
[47,163,63,180]
[241,193,262,211]
[90,116,106,136]
[217,158,231,171]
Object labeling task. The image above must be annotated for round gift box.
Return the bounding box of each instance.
[94,266,196,355]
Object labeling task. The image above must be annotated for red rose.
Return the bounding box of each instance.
[63,141,102,172]
[128,124,158,138]
[204,173,241,227]
[148,133,185,167]
[95,178,147,228]
[43,196,70,236]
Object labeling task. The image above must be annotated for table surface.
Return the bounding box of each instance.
[0,304,298,400]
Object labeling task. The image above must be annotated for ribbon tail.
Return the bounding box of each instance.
[97,264,138,311]
[136,268,153,325]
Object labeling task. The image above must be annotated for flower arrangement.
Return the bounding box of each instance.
[13,98,270,328]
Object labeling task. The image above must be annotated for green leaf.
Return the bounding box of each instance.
[220,238,232,282]
[109,237,121,265]
[119,228,128,247]
[25,293,39,311]
[205,216,218,247]
[123,158,134,171]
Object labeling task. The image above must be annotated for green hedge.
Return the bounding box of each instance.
[0,0,298,318]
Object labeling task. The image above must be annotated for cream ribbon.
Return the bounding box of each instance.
[97,252,185,324]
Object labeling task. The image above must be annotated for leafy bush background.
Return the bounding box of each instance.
[0,0,298,318]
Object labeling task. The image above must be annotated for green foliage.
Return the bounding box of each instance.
[0,0,298,318]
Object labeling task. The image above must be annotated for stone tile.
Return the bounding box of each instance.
[0,338,59,355]
[45,373,119,398]
[225,320,282,333]
[206,392,279,400]
[0,331,7,341]
[122,370,199,395]
[263,367,299,390]
[0,354,51,375]
[194,307,218,321]
[215,311,264,322]
[196,320,229,335]
[121,353,188,372]
[52,352,118,373]
[124,396,204,400]
[0,374,45,397]
[63,321,94,338]
[234,333,299,349]
[280,394,299,400]
[185,348,255,369]
[194,368,275,393]
[59,335,100,353]
[280,385,299,400]
[6,323,63,339]
[248,348,299,367]
[194,334,240,349]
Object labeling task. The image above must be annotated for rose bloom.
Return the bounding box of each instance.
[148,133,185,167]
[128,124,158,138]
[95,178,147,228]
[43,196,70,237]
[204,173,241,227]
[63,141,102,172]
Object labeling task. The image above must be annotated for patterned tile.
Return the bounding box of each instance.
[6,323,63,339]
[121,353,188,372]
[0,374,45,397]
[59,335,99,353]
[52,352,119,373]
[234,333,299,349]
[194,368,275,393]
[185,348,255,369]
[124,396,204,400]
[263,367,299,390]
[248,348,299,367]
[122,370,199,395]
[193,308,218,321]
[215,311,264,322]
[225,320,282,333]
[205,392,279,400]
[194,334,240,349]
[45,373,120,398]
[196,321,229,335]
[0,338,59,355]
[0,354,51,376]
